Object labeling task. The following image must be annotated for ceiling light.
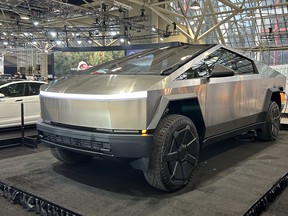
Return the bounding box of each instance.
[120,38,125,43]
[20,15,30,20]
[3,41,8,45]
[77,40,82,44]
[33,21,39,26]
[50,32,57,37]
[113,0,133,10]
[56,40,62,45]
[152,27,156,32]
[190,1,200,10]
[0,22,2,26]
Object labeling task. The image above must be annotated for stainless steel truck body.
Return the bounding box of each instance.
[37,43,286,191]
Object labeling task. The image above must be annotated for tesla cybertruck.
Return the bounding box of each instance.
[37,43,286,192]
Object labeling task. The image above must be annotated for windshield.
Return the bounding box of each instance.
[73,44,212,76]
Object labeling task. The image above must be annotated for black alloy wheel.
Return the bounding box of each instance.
[257,101,281,141]
[144,114,200,192]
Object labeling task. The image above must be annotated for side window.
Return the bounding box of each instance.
[28,83,43,95]
[175,61,211,80]
[175,48,256,80]
[0,87,9,96]
[5,83,26,97]
[203,48,256,75]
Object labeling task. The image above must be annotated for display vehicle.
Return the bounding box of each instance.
[0,79,46,129]
[37,43,286,192]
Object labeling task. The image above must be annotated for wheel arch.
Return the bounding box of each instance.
[147,93,206,143]
[263,86,283,111]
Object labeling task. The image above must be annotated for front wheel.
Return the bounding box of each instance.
[257,101,281,141]
[51,147,93,164]
[144,114,200,192]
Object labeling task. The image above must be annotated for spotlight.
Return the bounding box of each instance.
[50,32,57,37]
[140,8,145,16]
[20,15,30,20]
[172,22,177,30]
[190,1,200,10]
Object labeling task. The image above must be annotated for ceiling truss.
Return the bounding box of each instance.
[0,0,287,56]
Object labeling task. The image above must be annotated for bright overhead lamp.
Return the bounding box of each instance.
[113,0,133,10]
[20,15,30,20]
[33,21,39,26]
[190,1,200,10]
[50,32,57,37]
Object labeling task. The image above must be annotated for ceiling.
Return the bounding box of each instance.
[0,0,287,56]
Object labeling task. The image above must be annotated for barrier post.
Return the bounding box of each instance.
[20,102,38,149]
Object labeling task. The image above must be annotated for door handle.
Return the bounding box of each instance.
[15,99,23,102]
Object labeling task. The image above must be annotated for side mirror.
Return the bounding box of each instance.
[0,93,5,98]
[210,64,235,78]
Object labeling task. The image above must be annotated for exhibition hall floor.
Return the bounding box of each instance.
[0,124,288,216]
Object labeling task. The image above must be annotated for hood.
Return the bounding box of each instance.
[41,74,165,95]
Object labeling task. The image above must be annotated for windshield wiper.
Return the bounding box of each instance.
[160,63,181,75]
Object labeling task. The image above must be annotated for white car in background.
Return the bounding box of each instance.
[0,79,46,129]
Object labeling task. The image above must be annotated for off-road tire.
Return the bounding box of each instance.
[257,101,281,141]
[144,114,200,192]
[51,147,93,164]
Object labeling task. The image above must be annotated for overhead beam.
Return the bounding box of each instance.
[127,0,194,40]
[198,10,239,40]
[206,0,225,44]
[218,0,243,12]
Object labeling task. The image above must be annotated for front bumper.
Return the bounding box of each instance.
[36,120,153,158]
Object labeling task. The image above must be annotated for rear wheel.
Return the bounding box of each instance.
[144,114,200,192]
[257,101,281,141]
[51,147,93,164]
